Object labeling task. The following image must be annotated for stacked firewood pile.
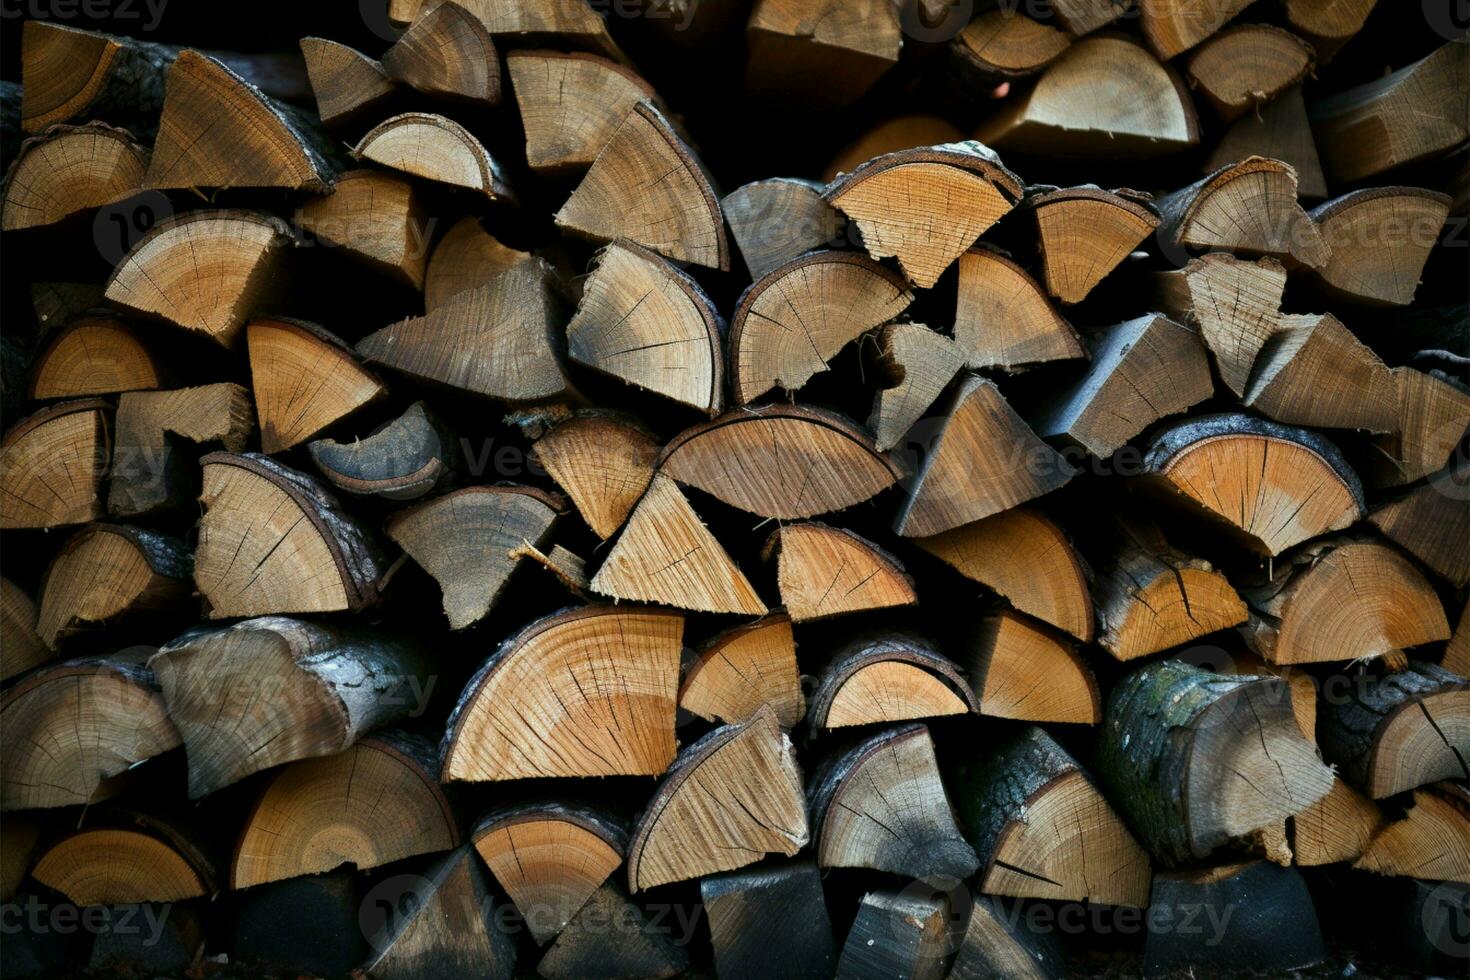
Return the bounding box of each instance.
[1,1,1467,977]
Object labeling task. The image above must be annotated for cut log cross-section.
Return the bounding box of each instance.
[949,11,1071,83]
[1370,475,1470,586]
[30,824,209,907]
[807,632,977,730]
[507,50,656,174]
[36,524,191,648]
[1138,0,1253,59]
[0,578,48,681]
[1291,776,1385,868]
[0,398,111,530]
[679,613,805,728]
[1185,24,1315,121]
[1285,0,1375,61]
[1026,186,1160,304]
[1,122,148,232]
[1309,188,1451,307]
[1355,784,1470,883]
[868,323,964,453]
[965,612,1101,724]
[248,318,385,453]
[28,316,162,401]
[1157,157,1328,267]
[353,112,511,200]
[381,0,499,104]
[837,889,951,980]
[296,169,431,289]
[423,215,532,311]
[298,37,397,131]
[308,401,456,502]
[954,247,1083,373]
[537,882,688,980]
[722,178,845,281]
[109,383,254,518]
[745,0,901,108]
[20,21,170,133]
[1372,366,1470,488]
[765,522,915,622]
[1153,252,1287,397]
[533,414,656,539]
[436,0,624,59]
[1243,312,1397,432]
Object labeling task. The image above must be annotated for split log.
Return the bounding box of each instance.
[1241,537,1450,665]
[949,11,1070,83]
[1157,157,1327,267]
[35,524,190,648]
[807,632,976,730]
[150,616,428,798]
[952,725,1152,907]
[299,38,397,131]
[745,0,901,108]
[949,895,1065,980]
[915,506,1094,641]
[868,323,963,452]
[1317,660,1469,798]
[658,405,901,520]
[836,889,950,980]
[1284,0,1376,61]
[1208,86,1327,199]
[0,398,110,530]
[471,802,626,945]
[431,0,624,61]
[1152,252,1286,397]
[249,318,385,453]
[1308,187,1451,307]
[1370,366,1470,487]
[353,113,511,200]
[964,611,1100,723]
[953,247,1083,373]
[1143,862,1325,977]
[27,315,161,400]
[30,825,208,906]
[356,259,573,403]
[1095,660,1335,866]
[591,473,766,615]
[506,50,656,174]
[555,101,728,270]
[381,1,500,104]
[1355,783,1469,882]
[533,413,656,538]
[195,453,384,617]
[296,169,431,289]
[1369,473,1469,586]
[722,178,844,281]
[1025,186,1159,304]
[1,122,147,232]
[537,882,688,980]
[729,250,911,404]
[104,210,293,348]
[1310,42,1468,184]
[1032,312,1213,458]
[1050,0,1129,35]
[1242,312,1397,431]
[625,706,807,891]
[701,860,836,980]
[0,650,179,811]
[308,401,457,501]
[1139,413,1364,556]
[423,215,532,311]
[1221,651,1318,742]
[567,240,724,414]
[893,374,1074,538]
[358,845,516,980]
[232,731,458,887]
[440,605,683,781]
[764,522,915,622]
[680,613,805,728]
[809,723,978,882]
[1184,25,1315,121]
[1448,602,1470,677]
[975,35,1199,157]
[0,578,48,681]
[1138,0,1252,59]
[823,142,1022,289]
[1290,776,1384,867]
[824,114,964,181]
[110,383,254,518]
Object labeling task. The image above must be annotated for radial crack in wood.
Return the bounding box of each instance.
[0,398,111,530]
[1290,776,1384,867]
[1158,157,1327,267]
[679,613,805,728]
[765,522,914,623]
[1152,253,1287,397]
[249,318,385,454]
[1,122,147,231]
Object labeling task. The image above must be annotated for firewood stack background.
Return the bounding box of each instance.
[0,0,1467,977]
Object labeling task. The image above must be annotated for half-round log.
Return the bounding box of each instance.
[680,613,805,728]
[1309,187,1451,307]
[506,50,656,173]
[1,122,147,231]
[381,1,499,103]
[807,632,977,730]
[1184,24,1315,120]
[965,611,1100,723]
[299,37,396,131]
[1138,0,1252,59]
[950,11,1070,82]
[28,315,161,400]
[0,398,110,530]
[31,827,207,906]
[36,524,190,648]
[764,522,915,623]
[1355,784,1469,882]
[1157,157,1327,267]
[1025,185,1160,304]
[353,112,511,200]
[722,178,845,281]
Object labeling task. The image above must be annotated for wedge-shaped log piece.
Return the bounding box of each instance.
[916,508,1094,642]
[626,706,807,891]
[538,882,688,980]
[31,826,207,906]
[680,614,804,728]
[472,803,626,946]
[810,723,978,882]
[382,1,499,103]
[195,453,383,617]
[0,578,48,681]
[296,170,431,289]
[1448,602,1470,678]
[1310,42,1468,183]
[702,860,836,980]
[894,375,1073,538]
[1209,86,1326,199]
[1284,0,1375,59]
[353,112,511,200]
[147,51,338,192]
[767,522,914,623]
[424,215,532,311]
[438,0,623,60]
[965,612,1100,723]
[1309,187,1451,307]
[556,102,727,270]
[950,11,1070,82]
[1153,253,1285,397]
[534,414,656,538]
[110,383,253,518]
[388,485,564,629]
[1,122,146,231]
[249,318,384,453]
[1355,784,1469,882]
[569,241,724,414]
[0,651,179,811]
[233,732,458,888]
[1097,660,1335,865]
[659,405,900,520]
[28,315,161,399]
[808,632,977,730]
[1185,24,1315,120]
[1027,185,1160,304]
[299,38,396,131]
[591,474,765,615]
[357,259,571,402]
[1243,312,1396,431]
[309,401,456,501]
[745,0,901,107]
[1291,777,1384,867]
[823,142,1022,288]
[950,894,1066,980]
[442,606,682,781]
[151,616,427,798]
[838,889,950,980]
[1370,474,1469,586]
[868,323,963,452]
[722,177,845,281]
[975,35,1199,157]
[1371,366,1470,487]
[1032,313,1212,458]
[507,50,655,173]
[1138,0,1251,58]
[360,845,516,980]
[1158,157,1327,267]
[20,21,171,133]
[1242,538,1450,665]
[105,210,292,348]
[953,247,1083,373]
[1318,660,1468,798]
[730,251,911,404]
[1140,413,1363,557]
[0,398,110,530]
[824,114,964,181]
[36,524,190,648]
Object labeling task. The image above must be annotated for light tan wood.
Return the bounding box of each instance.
[680,614,805,728]
[766,522,915,623]
[953,247,1083,372]
[1370,474,1470,586]
[1050,0,1129,34]
[534,414,657,539]
[0,579,48,682]
[296,169,431,289]
[382,0,499,103]
[353,112,511,200]
[36,525,190,648]
[1372,366,1470,487]
[824,114,964,181]
[299,37,396,130]
[32,829,205,905]
[1291,777,1385,866]
[2,122,147,231]
[1355,784,1468,883]
[1027,186,1159,304]
[249,318,385,453]
[722,178,845,281]
[966,612,1100,723]
[868,323,964,453]
[950,11,1070,81]
[1243,313,1397,431]
[1158,157,1327,267]
[1154,253,1287,397]
[1284,0,1376,61]
[109,383,254,518]
[507,50,656,173]
[436,0,623,60]
[424,215,532,311]
[1208,85,1326,198]
[809,633,977,730]
[28,316,161,400]
[1138,0,1252,58]
[1309,187,1451,306]
[1185,24,1315,120]
[0,399,111,530]
[745,0,901,107]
